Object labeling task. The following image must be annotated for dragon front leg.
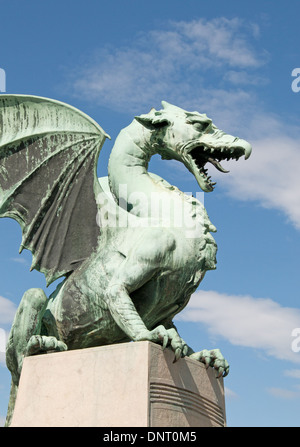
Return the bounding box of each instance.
[106,282,187,358]
[105,230,186,357]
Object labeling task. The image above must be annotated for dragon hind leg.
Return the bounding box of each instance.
[5,287,66,426]
[6,288,47,385]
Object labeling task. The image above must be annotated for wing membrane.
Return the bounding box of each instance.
[0,95,109,285]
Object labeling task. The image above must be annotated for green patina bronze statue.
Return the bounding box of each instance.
[0,96,251,425]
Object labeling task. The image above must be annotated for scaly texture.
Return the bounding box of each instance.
[1,97,251,425]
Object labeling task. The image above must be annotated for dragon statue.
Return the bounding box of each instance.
[0,96,251,425]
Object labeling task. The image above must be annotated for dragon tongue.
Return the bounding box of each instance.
[207,157,230,173]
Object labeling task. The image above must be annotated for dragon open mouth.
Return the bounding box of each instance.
[187,144,248,192]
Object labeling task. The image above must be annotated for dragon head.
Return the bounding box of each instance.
[135,101,252,192]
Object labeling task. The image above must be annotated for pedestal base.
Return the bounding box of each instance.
[11,341,226,427]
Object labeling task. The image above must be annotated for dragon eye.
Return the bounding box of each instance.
[193,121,210,132]
[152,119,169,129]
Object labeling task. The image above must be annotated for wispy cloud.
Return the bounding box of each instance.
[170,18,266,68]
[267,387,300,400]
[0,296,16,325]
[213,131,300,230]
[0,296,16,365]
[225,387,239,400]
[223,70,269,86]
[66,16,300,232]
[284,369,300,379]
[176,290,300,364]
[68,17,267,115]
[10,257,29,266]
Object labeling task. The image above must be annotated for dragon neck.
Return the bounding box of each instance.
[107,120,210,236]
[108,121,216,237]
[108,121,171,219]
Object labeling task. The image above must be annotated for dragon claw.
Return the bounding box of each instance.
[182,344,189,357]
[189,348,229,378]
[173,347,182,363]
[216,367,224,379]
[137,325,189,362]
[162,334,168,350]
[26,335,68,356]
[202,355,211,368]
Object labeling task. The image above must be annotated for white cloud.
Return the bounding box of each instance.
[171,18,265,68]
[223,70,268,86]
[67,16,300,232]
[0,297,15,365]
[267,387,300,400]
[284,369,300,379]
[0,296,16,325]
[176,290,300,364]
[224,387,239,400]
[0,332,9,365]
[69,17,267,113]
[213,132,300,230]
[10,257,29,266]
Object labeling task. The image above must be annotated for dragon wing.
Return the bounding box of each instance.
[0,95,109,285]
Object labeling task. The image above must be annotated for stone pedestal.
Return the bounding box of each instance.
[11,341,226,427]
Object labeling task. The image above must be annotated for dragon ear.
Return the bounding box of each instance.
[135,114,170,130]
[134,115,155,129]
[161,100,179,110]
[161,101,186,115]
[161,100,172,109]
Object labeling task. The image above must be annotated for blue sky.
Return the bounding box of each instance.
[0,0,300,427]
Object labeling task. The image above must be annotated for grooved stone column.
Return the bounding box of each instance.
[10,341,226,427]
